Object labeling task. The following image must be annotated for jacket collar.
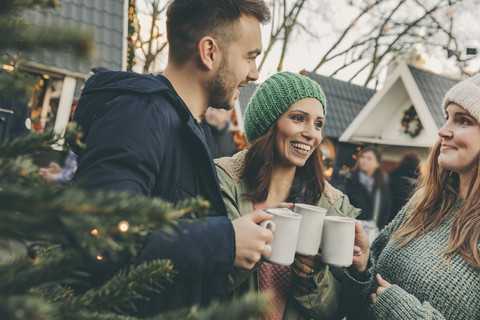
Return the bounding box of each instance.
[215,149,345,205]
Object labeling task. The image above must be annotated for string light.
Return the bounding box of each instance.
[2,64,14,71]
[118,221,129,232]
[126,0,137,71]
[96,254,103,261]
[90,228,99,237]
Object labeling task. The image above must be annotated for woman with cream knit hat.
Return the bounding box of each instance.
[215,71,360,320]
[343,73,480,319]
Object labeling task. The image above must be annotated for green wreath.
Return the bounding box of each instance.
[401,106,423,138]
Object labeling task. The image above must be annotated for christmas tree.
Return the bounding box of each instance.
[0,1,269,318]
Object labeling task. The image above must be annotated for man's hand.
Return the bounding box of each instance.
[232,210,273,269]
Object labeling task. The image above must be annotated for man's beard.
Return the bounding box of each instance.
[207,56,236,111]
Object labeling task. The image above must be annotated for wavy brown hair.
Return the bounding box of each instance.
[393,140,480,268]
[243,123,326,204]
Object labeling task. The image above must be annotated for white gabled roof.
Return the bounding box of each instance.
[339,62,443,148]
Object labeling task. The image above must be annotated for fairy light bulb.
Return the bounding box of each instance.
[96,254,103,261]
[118,221,129,232]
[91,228,99,237]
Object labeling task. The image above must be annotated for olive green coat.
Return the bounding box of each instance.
[215,150,360,320]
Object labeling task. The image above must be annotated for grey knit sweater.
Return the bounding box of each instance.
[337,196,480,319]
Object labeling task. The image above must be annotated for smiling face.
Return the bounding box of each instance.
[274,98,325,168]
[438,103,480,176]
[208,15,262,110]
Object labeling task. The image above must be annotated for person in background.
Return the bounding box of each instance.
[0,92,30,145]
[72,0,273,315]
[339,73,480,320]
[215,72,360,320]
[201,107,238,158]
[38,150,78,185]
[388,151,420,223]
[38,67,110,185]
[43,102,57,132]
[345,145,391,240]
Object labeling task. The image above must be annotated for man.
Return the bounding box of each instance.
[201,107,238,158]
[73,0,273,315]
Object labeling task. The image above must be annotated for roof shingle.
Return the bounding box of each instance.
[25,0,126,74]
[408,65,460,129]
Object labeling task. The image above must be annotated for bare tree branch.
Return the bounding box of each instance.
[135,0,169,73]
[363,1,448,85]
[312,0,385,72]
[258,0,308,72]
[277,0,307,71]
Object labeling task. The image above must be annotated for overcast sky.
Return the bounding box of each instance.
[135,0,480,89]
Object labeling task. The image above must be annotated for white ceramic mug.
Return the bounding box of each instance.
[321,216,356,267]
[260,208,302,266]
[294,203,327,256]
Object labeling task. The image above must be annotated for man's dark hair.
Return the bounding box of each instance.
[166,0,270,65]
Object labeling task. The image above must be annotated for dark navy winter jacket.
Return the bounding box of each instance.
[73,71,235,314]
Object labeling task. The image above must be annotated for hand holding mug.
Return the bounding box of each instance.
[293,253,325,277]
[351,221,370,275]
[260,208,302,266]
[232,210,274,269]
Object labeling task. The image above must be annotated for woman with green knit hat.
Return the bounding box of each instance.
[342,73,480,319]
[215,71,360,319]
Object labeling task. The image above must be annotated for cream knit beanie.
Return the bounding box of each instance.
[442,73,480,122]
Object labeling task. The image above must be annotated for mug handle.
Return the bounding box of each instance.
[260,220,275,232]
[260,220,275,255]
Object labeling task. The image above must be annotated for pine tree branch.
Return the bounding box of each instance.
[0,246,82,295]
[0,295,59,320]
[0,187,209,223]
[65,260,176,314]
[0,0,56,13]
[0,21,93,57]
[0,186,211,259]
[0,57,39,96]
[157,291,271,320]
[0,123,83,158]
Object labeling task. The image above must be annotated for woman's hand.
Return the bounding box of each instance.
[293,253,324,277]
[278,202,294,210]
[370,274,391,302]
[351,222,370,275]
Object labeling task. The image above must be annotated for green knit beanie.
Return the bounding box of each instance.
[244,71,327,143]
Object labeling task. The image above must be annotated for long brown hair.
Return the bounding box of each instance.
[243,123,325,204]
[393,140,480,268]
